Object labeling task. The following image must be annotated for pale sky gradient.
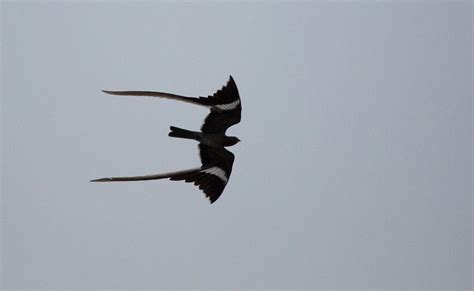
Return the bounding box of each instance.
[2,1,472,289]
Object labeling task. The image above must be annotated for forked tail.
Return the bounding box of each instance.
[168,126,201,141]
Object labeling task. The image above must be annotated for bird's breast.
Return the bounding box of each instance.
[201,134,225,147]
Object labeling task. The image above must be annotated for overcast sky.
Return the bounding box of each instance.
[2,1,472,289]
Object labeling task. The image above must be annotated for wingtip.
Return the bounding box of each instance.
[228,75,237,87]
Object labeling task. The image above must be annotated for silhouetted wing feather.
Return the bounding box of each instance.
[196,76,242,109]
[101,90,204,106]
[92,145,235,203]
[200,76,242,134]
[90,167,201,182]
[178,144,235,202]
[101,76,241,112]
[198,144,235,169]
[201,109,241,134]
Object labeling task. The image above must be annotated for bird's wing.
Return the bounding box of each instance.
[101,76,241,112]
[200,76,242,134]
[199,75,242,110]
[90,145,235,203]
[171,144,235,203]
[201,109,241,134]
[90,167,202,182]
[101,90,205,106]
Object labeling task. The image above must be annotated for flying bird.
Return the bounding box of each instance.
[91,76,241,203]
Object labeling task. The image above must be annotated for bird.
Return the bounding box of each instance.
[90,76,241,203]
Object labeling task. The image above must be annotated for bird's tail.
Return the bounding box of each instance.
[168,126,201,141]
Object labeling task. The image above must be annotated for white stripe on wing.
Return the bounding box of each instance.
[215,99,240,111]
[201,166,228,183]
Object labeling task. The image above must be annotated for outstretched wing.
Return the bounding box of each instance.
[198,75,242,110]
[101,76,241,113]
[170,145,235,203]
[201,76,242,134]
[90,145,235,203]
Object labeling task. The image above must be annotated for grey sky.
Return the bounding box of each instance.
[2,1,472,289]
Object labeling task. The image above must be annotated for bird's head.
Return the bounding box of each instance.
[224,136,241,147]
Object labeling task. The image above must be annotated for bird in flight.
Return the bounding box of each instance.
[91,76,241,203]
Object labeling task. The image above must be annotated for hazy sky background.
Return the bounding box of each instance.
[2,1,471,289]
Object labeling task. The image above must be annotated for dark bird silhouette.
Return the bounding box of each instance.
[91,76,241,203]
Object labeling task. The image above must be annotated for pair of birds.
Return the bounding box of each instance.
[91,76,242,204]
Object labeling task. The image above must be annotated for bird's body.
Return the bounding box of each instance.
[91,76,241,203]
[168,127,238,148]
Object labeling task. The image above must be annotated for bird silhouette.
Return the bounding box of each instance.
[91,76,241,203]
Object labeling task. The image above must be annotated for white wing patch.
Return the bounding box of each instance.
[215,99,240,111]
[202,166,228,183]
